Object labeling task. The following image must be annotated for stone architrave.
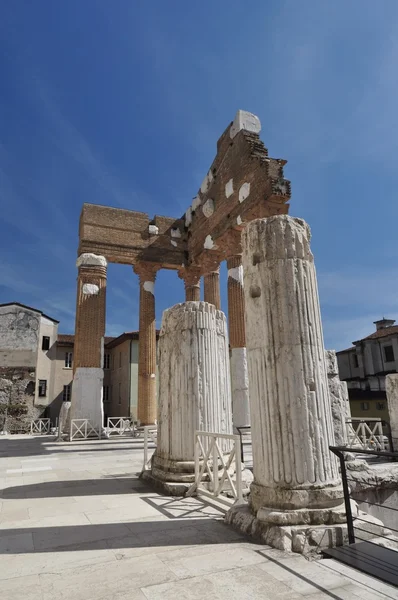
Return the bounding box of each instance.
[325,350,351,447]
[72,253,107,430]
[227,254,250,431]
[386,374,398,450]
[149,301,233,493]
[228,216,345,553]
[134,263,159,425]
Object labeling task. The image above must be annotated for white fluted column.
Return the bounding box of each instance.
[151,302,233,490]
[242,216,344,525]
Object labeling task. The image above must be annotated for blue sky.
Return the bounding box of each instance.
[1,0,398,350]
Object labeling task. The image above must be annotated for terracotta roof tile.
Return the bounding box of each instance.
[353,326,398,344]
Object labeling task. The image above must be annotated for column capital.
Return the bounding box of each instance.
[226,254,243,268]
[200,254,222,276]
[178,266,202,286]
[76,253,107,269]
[133,262,160,282]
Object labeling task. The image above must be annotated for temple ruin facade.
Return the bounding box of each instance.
[72,110,291,429]
[71,110,350,552]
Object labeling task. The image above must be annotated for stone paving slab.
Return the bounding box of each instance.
[0,434,397,600]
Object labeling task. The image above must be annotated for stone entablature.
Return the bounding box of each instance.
[77,110,290,277]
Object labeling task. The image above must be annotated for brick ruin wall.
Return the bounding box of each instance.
[0,367,45,433]
[0,305,45,433]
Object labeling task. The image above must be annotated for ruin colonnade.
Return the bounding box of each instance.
[73,252,249,427]
[72,110,291,427]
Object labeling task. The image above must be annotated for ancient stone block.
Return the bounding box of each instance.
[325,349,351,447]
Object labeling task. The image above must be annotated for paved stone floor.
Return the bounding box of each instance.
[0,435,397,600]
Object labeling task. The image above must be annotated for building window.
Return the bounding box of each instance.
[38,380,47,397]
[384,345,395,363]
[360,401,369,411]
[352,354,359,368]
[42,336,50,351]
[103,353,110,370]
[119,352,122,368]
[103,385,110,403]
[118,382,121,405]
[63,384,71,402]
[65,352,73,368]
[376,402,385,411]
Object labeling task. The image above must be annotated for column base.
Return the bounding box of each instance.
[250,481,345,516]
[145,453,253,497]
[141,454,197,496]
[226,504,348,556]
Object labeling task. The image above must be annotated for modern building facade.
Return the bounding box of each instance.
[0,302,159,431]
[0,302,59,431]
[336,318,398,421]
[47,331,159,424]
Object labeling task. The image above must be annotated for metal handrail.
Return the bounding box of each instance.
[236,426,251,463]
[330,445,398,545]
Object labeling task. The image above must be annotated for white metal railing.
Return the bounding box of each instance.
[346,418,388,451]
[187,431,244,507]
[142,426,158,471]
[106,417,135,436]
[30,418,51,435]
[70,419,101,441]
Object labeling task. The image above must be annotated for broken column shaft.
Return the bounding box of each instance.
[150,301,233,493]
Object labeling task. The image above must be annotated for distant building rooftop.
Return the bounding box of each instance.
[353,325,398,345]
[105,330,160,349]
[0,302,59,324]
[57,331,160,349]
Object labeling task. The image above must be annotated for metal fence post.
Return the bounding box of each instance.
[144,426,148,470]
[235,435,243,504]
[330,447,355,544]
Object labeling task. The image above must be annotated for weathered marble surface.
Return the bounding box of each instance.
[151,302,233,489]
[325,349,351,447]
[386,374,398,450]
[235,215,345,551]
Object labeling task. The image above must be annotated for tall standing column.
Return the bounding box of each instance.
[227,255,250,430]
[178,267,201,301]
[203,267,221,309]
[134,263,159,425]
[72,253,107,429]
[242,216,344,528]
